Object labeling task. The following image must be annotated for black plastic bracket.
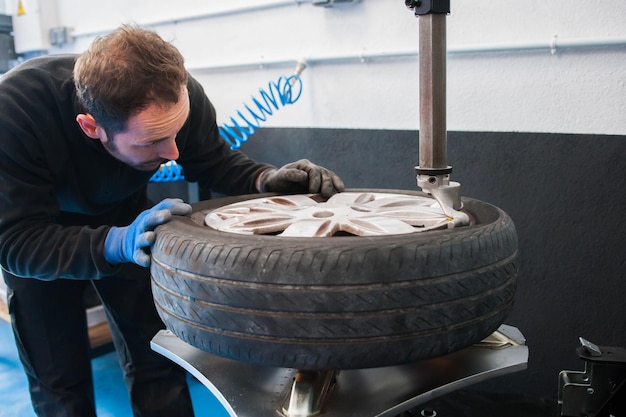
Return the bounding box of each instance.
[558,339,626,417]
[405,0,450,16]
[415,166,453,176]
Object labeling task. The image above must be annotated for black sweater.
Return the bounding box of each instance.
[0,55,272,280]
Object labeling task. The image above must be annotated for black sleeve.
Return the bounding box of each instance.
[0,127,121,281]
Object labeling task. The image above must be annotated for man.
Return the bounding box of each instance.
[0,24,344,417]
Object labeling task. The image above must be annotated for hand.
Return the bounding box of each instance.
[104,198,192,267]
[259,159,345,198]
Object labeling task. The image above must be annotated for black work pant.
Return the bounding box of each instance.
[3,264,195,417]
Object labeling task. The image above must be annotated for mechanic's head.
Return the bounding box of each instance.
[74,24,190,171]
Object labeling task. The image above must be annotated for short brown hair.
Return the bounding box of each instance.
[74,24,188,138]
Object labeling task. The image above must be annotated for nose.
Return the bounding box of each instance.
[158,139,179,161]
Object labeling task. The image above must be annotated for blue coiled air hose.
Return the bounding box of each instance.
[149,72,304,183]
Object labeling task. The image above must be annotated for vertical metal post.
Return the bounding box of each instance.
[419,13,447,170]
[406,0,467,221]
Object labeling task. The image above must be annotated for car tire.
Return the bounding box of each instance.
[151,189,518,370]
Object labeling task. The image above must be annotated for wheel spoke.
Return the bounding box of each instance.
[341,217,419,236]
[281,219,339,237]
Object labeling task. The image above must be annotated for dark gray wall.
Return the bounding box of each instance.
[149,128,626,399]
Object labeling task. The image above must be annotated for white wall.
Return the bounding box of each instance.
[30,0,626,135]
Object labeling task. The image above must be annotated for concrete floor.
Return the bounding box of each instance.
[0,318,229,417]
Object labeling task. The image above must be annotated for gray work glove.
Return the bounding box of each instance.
[259,159,345,198]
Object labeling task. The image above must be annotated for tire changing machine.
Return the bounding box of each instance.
[152,1,531,416]
[151,325,527,417]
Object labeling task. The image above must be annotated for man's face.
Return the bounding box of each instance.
[101,87,190,172]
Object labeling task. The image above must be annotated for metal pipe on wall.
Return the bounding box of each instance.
[185,36,626,73]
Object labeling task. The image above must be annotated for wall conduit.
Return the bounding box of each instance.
[186,36,626,73]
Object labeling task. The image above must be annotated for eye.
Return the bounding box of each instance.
[145,137,169,148]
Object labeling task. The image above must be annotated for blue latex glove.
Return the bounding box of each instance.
[259,159,345,198]
[104,198,192,267]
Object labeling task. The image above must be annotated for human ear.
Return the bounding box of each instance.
[76,114,103,139]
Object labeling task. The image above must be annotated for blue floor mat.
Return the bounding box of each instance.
[0,319,229,417]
